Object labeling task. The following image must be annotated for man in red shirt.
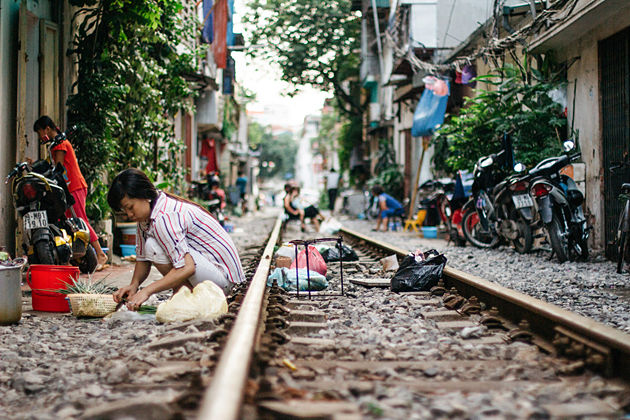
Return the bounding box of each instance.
[33,116,108,269]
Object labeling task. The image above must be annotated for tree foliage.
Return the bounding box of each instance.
[243,0,362,116]
[249,122,298,179]
[67,0,200,221]
[433,65,568,173]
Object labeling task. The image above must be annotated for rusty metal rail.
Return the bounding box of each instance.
[198,213,284,420]
[339,227,630,380]
[198,221,630,419]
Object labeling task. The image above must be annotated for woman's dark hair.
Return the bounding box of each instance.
[108,167,217,219]
[107,168,158,211]
[33,116,58,132]
[371,185,384,196]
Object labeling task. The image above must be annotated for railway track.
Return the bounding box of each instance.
[197,215,630,419]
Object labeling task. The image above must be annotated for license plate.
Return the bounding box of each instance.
[23,211,48,230]
[512,194,534,209]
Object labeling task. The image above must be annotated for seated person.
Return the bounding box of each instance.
[208,175,226,209]
[283,185,324,232]
[108,168,245,310]
[284,184,306,231]
[371,185,404,232]
[295,186,324,232]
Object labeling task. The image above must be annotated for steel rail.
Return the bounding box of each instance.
[198,213,284,420]
[340,227,630,379]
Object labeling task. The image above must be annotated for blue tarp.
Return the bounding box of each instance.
[411,81,449,137]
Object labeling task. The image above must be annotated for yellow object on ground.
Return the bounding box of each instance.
[403,209,427,232]
[282,358,297,371]
[156,281,228,323]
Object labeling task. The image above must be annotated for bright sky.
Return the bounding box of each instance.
[232,1,331,132]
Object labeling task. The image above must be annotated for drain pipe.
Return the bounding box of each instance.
[371,0,384,77]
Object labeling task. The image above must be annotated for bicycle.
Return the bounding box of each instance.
[610,159,630,273]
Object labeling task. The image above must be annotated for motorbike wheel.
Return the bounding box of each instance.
[78,245,98,274]
[462,209,499,248]
[617,231,627,273]
[547,214,570,263]
[35,240,55,265]
[510,210,533,254]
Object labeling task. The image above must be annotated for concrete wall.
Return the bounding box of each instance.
[0,0,19,252]
[556,13,630,250]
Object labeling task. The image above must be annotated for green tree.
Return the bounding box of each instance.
[67,0,200,221]
[243,0,362,117]
[433,65,568,173]
[249,122,298,179]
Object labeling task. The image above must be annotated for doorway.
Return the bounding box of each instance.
[600,26,630,256]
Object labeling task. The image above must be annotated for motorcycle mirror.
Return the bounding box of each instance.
[480,157,494,168]
[513,163,526,172]
[562,139,575,152]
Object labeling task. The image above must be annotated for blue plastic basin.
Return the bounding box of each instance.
[422,226,438,238]
[120,244,136,257]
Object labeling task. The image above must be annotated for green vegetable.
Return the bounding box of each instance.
[136,305,157,315]
[45,275,117,295]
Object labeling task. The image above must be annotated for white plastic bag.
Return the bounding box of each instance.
[319,217,342,235]
[155,281,228,323]
[275,243,297,261]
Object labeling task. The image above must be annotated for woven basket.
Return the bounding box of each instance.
[67,294,118,317]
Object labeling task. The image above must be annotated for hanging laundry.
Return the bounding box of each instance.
[200,136,219,174]
[461,65,476,86]
[411,79,450,137]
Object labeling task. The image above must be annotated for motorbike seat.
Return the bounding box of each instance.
[529,155,570,178]
[622,183,630,193]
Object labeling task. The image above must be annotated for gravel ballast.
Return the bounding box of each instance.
[341,217,630,334]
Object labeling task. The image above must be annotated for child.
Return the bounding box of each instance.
[107,168,245,310]
[33,116,108,269]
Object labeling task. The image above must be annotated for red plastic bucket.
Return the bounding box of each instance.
[27,265,79,312]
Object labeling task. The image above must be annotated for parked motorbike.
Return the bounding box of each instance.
[461,133,535,253]
[528,139,589,262]
[419,173,471,246]
[6,159,97,273]
[207,193,226,227]
[609,158,630,273]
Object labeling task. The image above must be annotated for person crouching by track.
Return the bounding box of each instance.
[107,168,245,310]
[371,185,404,232]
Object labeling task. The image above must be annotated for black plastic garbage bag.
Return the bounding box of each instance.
[390,250,447,292]
[321,244,359,262]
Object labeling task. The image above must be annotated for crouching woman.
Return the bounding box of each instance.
[107,168,245,310]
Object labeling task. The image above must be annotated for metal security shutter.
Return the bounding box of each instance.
[600,27,630,256]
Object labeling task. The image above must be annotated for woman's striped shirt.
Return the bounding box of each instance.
[135,192,245,284]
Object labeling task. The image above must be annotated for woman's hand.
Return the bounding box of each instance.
[125,289,150,311]
[113,284,138,303]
